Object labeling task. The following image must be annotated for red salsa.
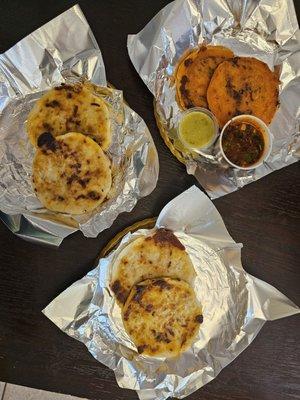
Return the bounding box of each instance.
[222,121,265,167]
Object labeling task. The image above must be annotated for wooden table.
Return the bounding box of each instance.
[0,1,299,399]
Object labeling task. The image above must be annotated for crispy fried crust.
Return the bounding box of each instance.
[32,132,112,215]
[27,83,111,149]
[122,277,202,357]
[175,45,234,109]
[110,229,195,305]
[207,57,279,127]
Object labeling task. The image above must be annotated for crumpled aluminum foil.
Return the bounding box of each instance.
[0,5,159,245]
[127,0,300,199]
[43,186,299,400]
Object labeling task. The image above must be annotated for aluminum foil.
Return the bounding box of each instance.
[127,0,300,199]
[43,186,299,400]
[0,5,159,244]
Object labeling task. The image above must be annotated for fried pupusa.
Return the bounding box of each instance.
[27,83,111,149]
[175,45,234,109]
[122,277,203,357]
[32,132,111,214]
[207,57,279,127]
[110,229,195,305]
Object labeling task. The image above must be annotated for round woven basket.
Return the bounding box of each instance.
[153,100,188,165]
[98,217,157,259]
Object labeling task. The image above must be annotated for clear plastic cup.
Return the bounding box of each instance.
[178,107,219,153]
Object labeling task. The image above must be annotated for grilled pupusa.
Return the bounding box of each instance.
[122,277,202,357]
[175,45,234,109]
[32,132,111,214]
[110,229,196,306]
[207,57,279,127]
[27,83,111,149]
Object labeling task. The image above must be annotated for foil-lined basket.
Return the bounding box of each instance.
[128,0,300,198]
[0,5,159,245]
[44,186,299,400]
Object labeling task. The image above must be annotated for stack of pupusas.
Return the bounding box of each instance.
[27,82,112,215]
[110,228,203,357]
[175,45,279,127]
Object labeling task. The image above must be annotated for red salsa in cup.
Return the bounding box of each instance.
[222,121,265,167]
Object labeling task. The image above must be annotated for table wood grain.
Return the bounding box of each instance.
[0,1,299,399]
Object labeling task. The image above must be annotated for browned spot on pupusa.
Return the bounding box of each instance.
[137,345,147,354]
[149,228,185,250]
[152,279,172,290]
[179,75,194,108]
[111,280,127,304]
[184,58,193,67]
[195,314,203,323]
[88,191,101,200]
[132,284,147,303]
[54,83,82,93]
[37,132,58,152]
[145,304,153,312]
[45,100,60,108]
[155,332,171,343]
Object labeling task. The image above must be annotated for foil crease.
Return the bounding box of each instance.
[44,186,299,400]
[127,0,300,199]
[0,5,159,243]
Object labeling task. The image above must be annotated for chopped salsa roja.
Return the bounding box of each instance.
[222,121,265,167]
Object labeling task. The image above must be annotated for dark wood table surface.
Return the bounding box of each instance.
[0,1,299,399]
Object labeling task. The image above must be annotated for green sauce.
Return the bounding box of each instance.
[179,111,215,150]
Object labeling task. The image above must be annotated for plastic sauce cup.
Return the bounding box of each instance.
[219,114,273,170]
[178,107,219,152]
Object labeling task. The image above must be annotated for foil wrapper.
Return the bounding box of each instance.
[0,5,159,244]
[127,0,300,198]
[44,186,299,400]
